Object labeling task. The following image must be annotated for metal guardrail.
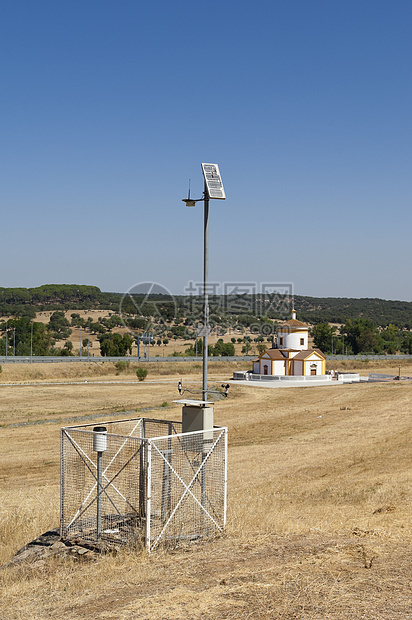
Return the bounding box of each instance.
[1,353,412,365]
[0,355,255,364]
[326,354,412,360]
[369,372,412,381]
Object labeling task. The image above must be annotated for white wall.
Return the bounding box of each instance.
[303,354,323,376]
[278,329,308,350]
[273,360,286,375]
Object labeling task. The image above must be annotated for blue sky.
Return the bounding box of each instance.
[1,0,411,301]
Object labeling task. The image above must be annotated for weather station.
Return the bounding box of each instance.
[59,164,229,553]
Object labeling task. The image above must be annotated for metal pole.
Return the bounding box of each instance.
[30,322,33,361]
[96,450,102,542]
[202,181,209,402]
[88,328,90,360]
[223,428,228,528]
[145,441,152,553]
[79,326,82,357]
[5,323,7,359]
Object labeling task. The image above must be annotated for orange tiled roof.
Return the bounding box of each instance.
[278,318,308,328]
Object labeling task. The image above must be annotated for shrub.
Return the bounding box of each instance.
[136,367,148,381]
[115,360,130,374]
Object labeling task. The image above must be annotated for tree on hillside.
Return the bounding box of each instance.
[381,324,401,354]
[48,311,72,339]
[212,339,235,356]
[311,323,335,353]
[401,332,412,354]
[70,313,86,328]
[342,318,383,355]
[98,333,133,356]
[0,317,54,355]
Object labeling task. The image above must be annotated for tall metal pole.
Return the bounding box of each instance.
[202,181,209,402]
[30,322,33,361]
[96,450,102,542]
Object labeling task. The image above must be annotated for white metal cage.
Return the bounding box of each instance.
[60,417,227,552]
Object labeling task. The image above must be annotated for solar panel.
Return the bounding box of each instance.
[201,163,226,200]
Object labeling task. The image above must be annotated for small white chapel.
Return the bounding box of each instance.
[252,310,326,377]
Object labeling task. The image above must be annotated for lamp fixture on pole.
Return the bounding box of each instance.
[182,163,225,402]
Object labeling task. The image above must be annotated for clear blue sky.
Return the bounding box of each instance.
[1,0,411,301]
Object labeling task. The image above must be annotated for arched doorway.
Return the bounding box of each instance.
[310,363,317,376]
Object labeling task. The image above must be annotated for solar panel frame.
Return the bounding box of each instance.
[201,163,226,200]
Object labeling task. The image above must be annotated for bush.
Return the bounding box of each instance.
[115,360,130,374]
[136,367,148,381]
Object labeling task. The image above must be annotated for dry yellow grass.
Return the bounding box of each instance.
[1,359,412,618]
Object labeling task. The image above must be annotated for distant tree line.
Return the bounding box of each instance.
[1,285,412,329]
[311,319,412,355]
[1,284,412,357]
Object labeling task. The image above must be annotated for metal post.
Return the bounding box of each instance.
[96,450,103,542]
[60,429,65,538]
[93,426,107,543]
[30,322,33,361]
[88,328,90,360]
[202,181,209,402]
[201,449,206,528]
[145,441,152,552]
[223,428,228,528]
[80,326,82,357]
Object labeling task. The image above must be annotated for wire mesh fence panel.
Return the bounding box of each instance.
[64,418,144,438]
[61,418,227,552]
[147,427,227,552]
[143,418,182,440]
[61,428,144,545]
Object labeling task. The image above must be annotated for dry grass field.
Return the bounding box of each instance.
[1,359,412,619]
